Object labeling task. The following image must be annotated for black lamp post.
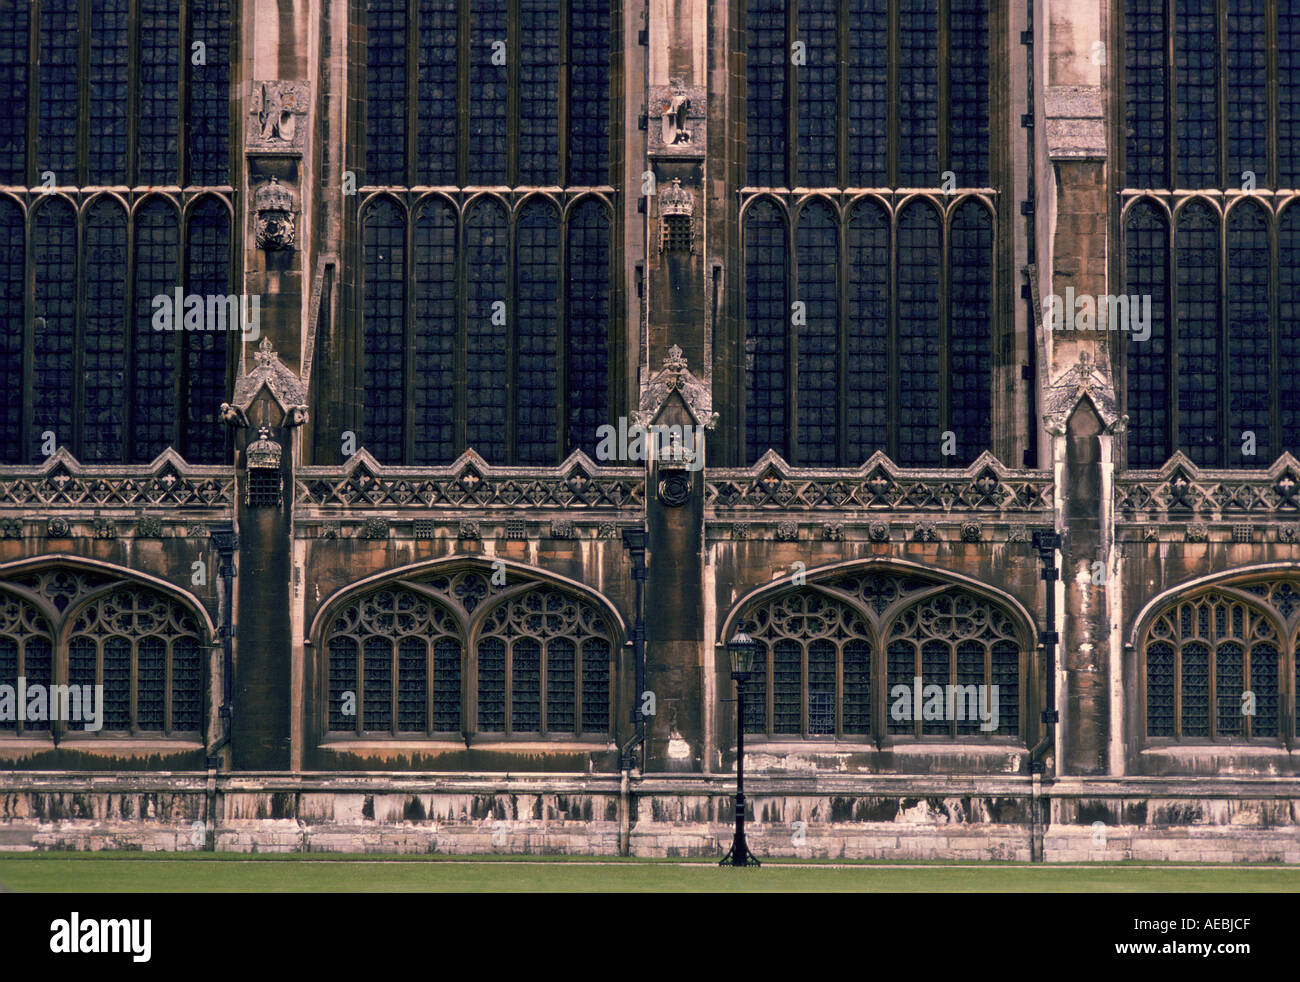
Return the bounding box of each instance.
[720,626,760,867]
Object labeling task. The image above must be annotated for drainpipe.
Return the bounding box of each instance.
[618,527,648,855]
[1029,529,1060,861]
[205,524,237,850]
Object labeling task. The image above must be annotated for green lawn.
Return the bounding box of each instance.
[2,853,1299,892]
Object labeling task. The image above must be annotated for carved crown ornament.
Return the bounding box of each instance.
[245,427,283,471]
[659,178,692,217]
[634,345,718,430]
[254,176,297,251]
[223,337,309,428]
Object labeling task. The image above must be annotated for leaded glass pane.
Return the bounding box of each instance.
[949,200,992,466]
[414,198,457,463]
[1175,0,1218,188]
[898,0,938,186]
[847,0,888,186]
[363,636,393,731]
[846,200,889,459]
[1175,201,1220,465]
[32,198,77,457]
[746,0,786,187]
[0,200,20,463]
[83,199,128,462]
[366,0,407,185]
[1125,201,1170,467]
[581,638,610,733]
[188,0,231,185]
[469,0,508,183]
[744,199,788,462]
[138,0,180,184]
[90,0,130,185]
[417,0,459,185]
[949,0,989,186]
[567,198,610,460]
[568,0,610,186]
[397,637,427,732]
[466,198,508,461]
[546,637,575,733]
[132,198,179,461]
[518,199,559,464]
[795,200,838,464]
[519,0,559,185]
[797,0,837,187]
[183,197,230,464]
[1227,201,1270,463]
[896,201,940,465]
[363,197,406,463]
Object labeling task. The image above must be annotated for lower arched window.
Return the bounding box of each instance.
[0,567,207,737]
[1140,581,1296,742]
[322,570,616,741]
[732,569,1027,742]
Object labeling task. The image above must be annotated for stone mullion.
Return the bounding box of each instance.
[504,206,518,464]
[836,200,848,464]
[886,204,898,461]
[453,200,468,452]
[785,1,797,189]
[406,1,419,189]
[1215,0,1227,189]
[1217,206,1228,467]
[24,2,38,189]
[556,205,570,463]
[1267,0,1279,192]
[938,201,951,464]
[404,197,417,464]
[937,0,949,182]
[786,200,798,463]
[557,0,570,189]
[354,640,364,735]
[457,0,470,187]
[177,0,189,187]
[1165,210,1178,458]
[127,0,140,188]
[77,0,90,188]
[1165,0,1178,188]
[507,0,520,188]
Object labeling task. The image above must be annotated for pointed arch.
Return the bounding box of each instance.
[313,558,623,741]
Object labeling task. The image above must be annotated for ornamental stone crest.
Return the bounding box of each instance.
[254,176,297,251]
[247,81,309,152]
[1042,349,1126,436]
[635,345,718,430]
[227,337,310,423]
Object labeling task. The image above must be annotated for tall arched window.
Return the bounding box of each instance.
[356,1,617,466]
[1120,1,1300,467]
[322,566,617,741]
[731,567,1027,742]
[741,1,1000,468]
[0,566,208,738]
[743,193,993,467]
[1137,578,1300,743]
[359,192,615,465]
[0,2,234,465]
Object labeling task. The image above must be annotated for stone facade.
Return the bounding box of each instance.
[2,0,1299,863]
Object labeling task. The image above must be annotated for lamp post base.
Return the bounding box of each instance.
[719,836,761,868]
